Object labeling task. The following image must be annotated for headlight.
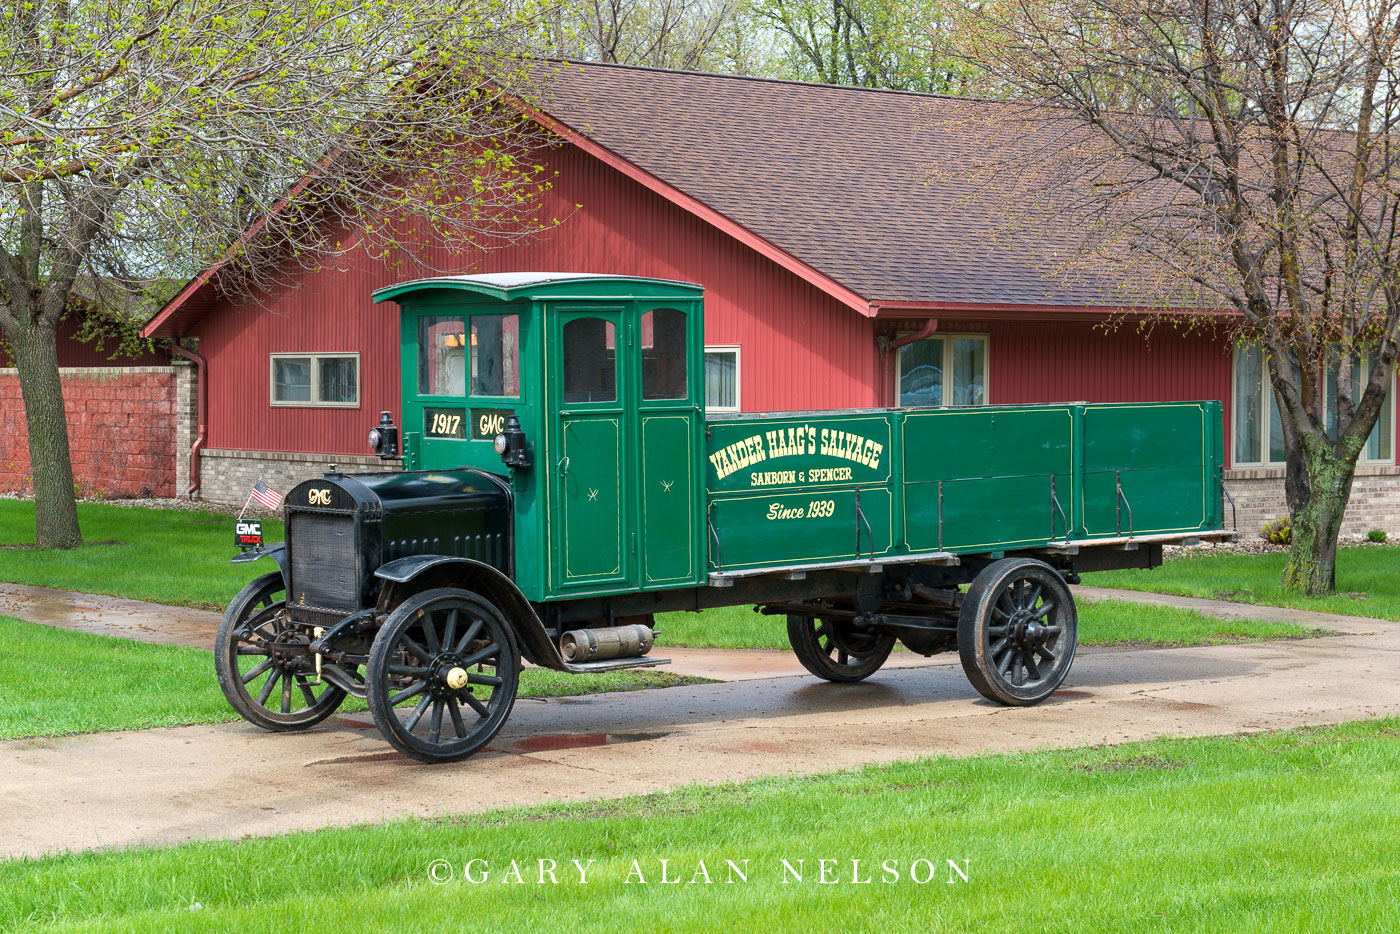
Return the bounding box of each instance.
[367,428,382,451]
[493,433,509,455]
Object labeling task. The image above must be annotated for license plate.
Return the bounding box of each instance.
[235,519,263,550]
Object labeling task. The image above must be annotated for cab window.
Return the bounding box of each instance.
[418,317,465,396]
[563,317,616,403]
[641,308,687,400]
[470,314,520,398]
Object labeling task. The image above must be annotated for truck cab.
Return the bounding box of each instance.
[372,273,707,602]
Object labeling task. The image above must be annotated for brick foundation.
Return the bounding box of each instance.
[0,366,179,498]
[1225,466,1400,538]
[197,448,402,507]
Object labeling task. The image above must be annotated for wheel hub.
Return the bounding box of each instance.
[1009,612,1048,649]
[429,652,470,697]
[268,632,312,671]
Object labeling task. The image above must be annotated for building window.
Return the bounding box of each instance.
[704,346,740,412]
[1233,343,1393,465]
[270,353,359,407]
[896,334,988,407]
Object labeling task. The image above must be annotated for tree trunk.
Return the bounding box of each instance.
[8,321,82,549]
[1282,445,1355,595]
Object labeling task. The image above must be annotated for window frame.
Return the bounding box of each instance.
[269,352,361,408]
[703,344,741,414]
[1232,343,1395,467]
[893,332,991,408]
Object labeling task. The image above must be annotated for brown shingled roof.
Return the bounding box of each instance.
[536,60,1129,308]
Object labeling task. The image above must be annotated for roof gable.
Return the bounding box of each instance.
[534,62,1122,308]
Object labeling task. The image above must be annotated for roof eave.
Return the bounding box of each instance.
[869,300,1242,322]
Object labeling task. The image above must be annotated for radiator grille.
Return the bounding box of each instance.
[288,511,359,612]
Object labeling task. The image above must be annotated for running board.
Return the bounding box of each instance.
[562,656,670,674]
[708,550,960,586]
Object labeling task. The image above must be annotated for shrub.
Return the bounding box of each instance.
[1367,529,1388,543]
[1261,517,1292,545]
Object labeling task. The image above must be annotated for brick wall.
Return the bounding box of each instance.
[0,366,179,498]
[1226,466,1400,538]
[198,448,402,507]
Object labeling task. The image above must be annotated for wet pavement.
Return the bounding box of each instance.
[2,580,1398,859]
[0,581,947,681]
[2,617,1399,859]
[0,582,224,648]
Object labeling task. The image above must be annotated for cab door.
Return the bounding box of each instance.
[547,308,633,591]
[635,304,702,586]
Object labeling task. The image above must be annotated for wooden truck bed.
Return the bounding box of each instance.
[704,401,1227,580]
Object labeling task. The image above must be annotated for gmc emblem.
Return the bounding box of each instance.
[308,488,332,506]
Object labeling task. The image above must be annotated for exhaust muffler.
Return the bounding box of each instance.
[560,624,655,663]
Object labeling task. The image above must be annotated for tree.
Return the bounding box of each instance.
[751,0,974,92]
[952,0,1400,594]
[1,0,553,548]
[541,0,763,73]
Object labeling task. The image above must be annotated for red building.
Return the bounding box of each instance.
[142,62,1399,534]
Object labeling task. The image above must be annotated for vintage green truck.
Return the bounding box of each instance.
[215,274,1232,763]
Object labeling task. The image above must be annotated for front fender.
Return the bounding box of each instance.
[374,556,564,670]
[231,544,288,584]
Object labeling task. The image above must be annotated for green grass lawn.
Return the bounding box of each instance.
[3,719,1397,932]
[1087,545,1400,620]
[657,598,1325,650]
[0,616,707,741]
[0,500,1330,651]
[0,500,265,610]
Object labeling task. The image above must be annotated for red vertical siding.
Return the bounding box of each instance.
[197,144,877,454]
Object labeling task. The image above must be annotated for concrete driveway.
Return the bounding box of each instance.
[2,599,1397,860]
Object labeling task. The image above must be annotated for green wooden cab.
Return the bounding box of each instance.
[373,273,707,603]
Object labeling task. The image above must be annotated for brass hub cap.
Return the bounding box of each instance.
[429,652,471,697]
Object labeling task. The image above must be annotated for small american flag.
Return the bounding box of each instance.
[250,481,283,511]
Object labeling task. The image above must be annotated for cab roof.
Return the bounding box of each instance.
[371,272,703,305]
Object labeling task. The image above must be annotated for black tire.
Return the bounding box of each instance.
[365,588,520,764]
[958,558,1078,706]
[786,614,895,683]
[214,572,347,730]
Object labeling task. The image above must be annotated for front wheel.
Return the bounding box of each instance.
[787,614,895,682]
[365,588,520,764]
[958,558,1078,706]
[214,572,347,730]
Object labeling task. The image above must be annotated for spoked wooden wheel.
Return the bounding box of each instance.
[787,614,895,682]
[958,558,1078,706]
[214,572,347,730]
[366,588,520,764]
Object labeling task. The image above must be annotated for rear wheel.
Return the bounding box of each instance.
[214,572,347,730]
[958,558,1078,706]
[786,614,895,683]
[365,588,520,764]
